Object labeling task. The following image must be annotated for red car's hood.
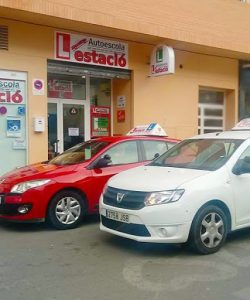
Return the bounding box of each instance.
[0,162,86,185]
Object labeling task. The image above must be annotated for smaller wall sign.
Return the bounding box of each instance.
[150,45,175,77]
[117,95,126,108]
[32,79,45,95]
[117,110,125,122]
[12,138,26,150]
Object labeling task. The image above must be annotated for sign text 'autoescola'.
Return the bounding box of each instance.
[55,32,128,69]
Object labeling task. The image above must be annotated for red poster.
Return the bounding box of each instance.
[117,110,125,122]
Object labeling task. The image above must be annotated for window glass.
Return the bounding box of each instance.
[48,140,109,165]
[234,146,250,174]
[198,89,224,134]
[102,141,138,165]
[142,141,170,161]
[90,78,111,106]
[150,139,243,171]
[48,73,86,100]
[238,146,250,160]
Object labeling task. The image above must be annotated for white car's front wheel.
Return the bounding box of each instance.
[189,205,228,254]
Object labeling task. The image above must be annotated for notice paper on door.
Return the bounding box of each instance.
[68,128,79,136]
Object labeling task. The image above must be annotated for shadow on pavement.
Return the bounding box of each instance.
[100,226,250,257]
[0,214,100,233]
[101,233,190,257]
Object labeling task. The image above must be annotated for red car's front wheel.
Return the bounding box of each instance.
[47,190,86,230]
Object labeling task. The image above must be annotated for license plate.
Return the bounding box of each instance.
[106,209,130,223]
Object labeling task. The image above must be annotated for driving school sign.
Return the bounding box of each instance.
[0,79,25,104]
[55,31,128,69]
[150,45,175,76]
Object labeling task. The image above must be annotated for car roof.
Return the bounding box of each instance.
[190,130,250,140]
[91,135,180,143]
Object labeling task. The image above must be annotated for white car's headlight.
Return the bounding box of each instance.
[10,179,51,194]
[144,189,185,206]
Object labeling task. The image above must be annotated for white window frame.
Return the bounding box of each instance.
[198,90,225,134]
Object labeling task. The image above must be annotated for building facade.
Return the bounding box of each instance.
[0,0,250,175]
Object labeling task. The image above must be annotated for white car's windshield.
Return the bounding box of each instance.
[49,140,110,165]
[150,138,243,171]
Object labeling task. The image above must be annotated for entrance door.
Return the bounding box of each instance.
[63,103,85,151]
[48,99,89,158]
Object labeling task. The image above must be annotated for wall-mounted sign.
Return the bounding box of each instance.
[55,31,128,69]
[117,95,126,108]
[32,79,45,95]
[117,110,125,122]
[12,138,26,150]
[150,45,175,77]
[0,79,25,104]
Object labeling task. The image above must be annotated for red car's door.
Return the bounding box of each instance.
[86,140,143,211]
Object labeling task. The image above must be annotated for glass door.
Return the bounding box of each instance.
[48,99,89,158]
[63,103,85,151]
[48,102,58,159]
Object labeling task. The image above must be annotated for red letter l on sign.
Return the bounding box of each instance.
[56,32,70,60]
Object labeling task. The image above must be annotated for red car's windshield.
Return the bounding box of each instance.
[49,140,110,165]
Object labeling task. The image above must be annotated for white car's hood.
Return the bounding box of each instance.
[108,165,210,192]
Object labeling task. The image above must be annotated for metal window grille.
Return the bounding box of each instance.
[0,26,8,50]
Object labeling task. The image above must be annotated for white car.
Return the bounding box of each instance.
[100,119,250,254]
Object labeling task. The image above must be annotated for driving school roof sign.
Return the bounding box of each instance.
[55,31,128,69]
[150,45,175,76]
[127,123,167,136]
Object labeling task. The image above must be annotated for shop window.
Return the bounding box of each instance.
[48,73,86,100]
[142,140,174,161]
[198,89,225,134]
[90,78,111,106]
[102,141,138,165]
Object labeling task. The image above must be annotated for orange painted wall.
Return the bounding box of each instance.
[112,78,132,135]
[130,43,238,139]
[0,0,250,57]
[0,17,239,163]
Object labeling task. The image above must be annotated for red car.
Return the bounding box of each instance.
[0,135,179,229]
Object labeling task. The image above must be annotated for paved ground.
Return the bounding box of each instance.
[1,216,250,300]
